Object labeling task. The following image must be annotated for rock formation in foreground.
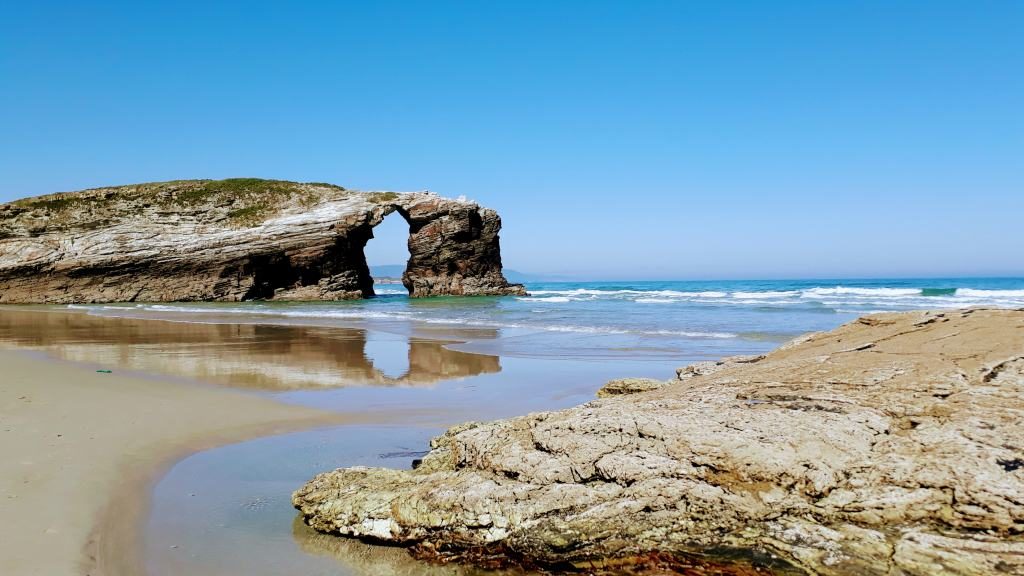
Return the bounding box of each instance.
[0,179,524,303]
[295,309,1024,575]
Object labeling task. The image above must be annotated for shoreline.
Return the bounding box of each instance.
[0,347,349,576]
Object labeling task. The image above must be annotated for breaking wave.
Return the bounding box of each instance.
[516,285,1024,308]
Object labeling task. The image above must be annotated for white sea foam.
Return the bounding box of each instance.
[635,298,678,304]
[524,285,1024,307]
[518,296,572,303]
[731,291,800,299]
[956,288,1024,298]
[528,289,726,298]
[528,289,614,296]
[801,287,922,297]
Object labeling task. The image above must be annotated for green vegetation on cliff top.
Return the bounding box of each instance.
[8,178,348,212]
[1,178,359,230]
[1,179,414,232]
[7,178,356,223]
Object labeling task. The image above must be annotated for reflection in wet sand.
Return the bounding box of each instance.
[0,308,500,390]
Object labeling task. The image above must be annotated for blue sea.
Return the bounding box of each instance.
[76,277,1024,363]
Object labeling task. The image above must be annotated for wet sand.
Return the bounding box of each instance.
[0,307,503,391]
[0,346,345,576]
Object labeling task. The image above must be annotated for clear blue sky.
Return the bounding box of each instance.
[2,1,1021,279]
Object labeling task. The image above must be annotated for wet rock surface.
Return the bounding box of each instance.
[295,309,1024,575]
[0,179,524,303]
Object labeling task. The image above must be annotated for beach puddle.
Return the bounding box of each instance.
[146,425,541,576]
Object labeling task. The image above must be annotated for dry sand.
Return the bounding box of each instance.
[0,348,345,576]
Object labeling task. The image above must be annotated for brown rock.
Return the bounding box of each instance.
[294,309,1024,575]
[596,377,668,397]
[676,354,765,381]
[0,179,525,303]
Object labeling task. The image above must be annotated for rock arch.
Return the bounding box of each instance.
[0,180,526,303]
[361,197,524,298]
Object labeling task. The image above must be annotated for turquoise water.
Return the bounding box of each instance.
[77,277,1024,362]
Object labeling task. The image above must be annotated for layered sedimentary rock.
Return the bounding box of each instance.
[295,308,1024,575]
[0,179,524,303]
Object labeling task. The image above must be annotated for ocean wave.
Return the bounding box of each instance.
[956,288,1024,298]
[801,287,921,297]
[677,291,729,298]
[524,286,1024,303]
[731,291,800,299]
[528,289,727,298]
[921,288,957,297]
[529,289,616,296]
[517,296,572,303]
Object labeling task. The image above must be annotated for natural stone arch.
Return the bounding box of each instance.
[360,196,524,298]
[0,180,525,303]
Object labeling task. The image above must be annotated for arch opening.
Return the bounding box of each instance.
[363,209,412,297]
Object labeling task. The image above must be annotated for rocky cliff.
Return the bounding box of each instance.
[295,308,1024,575]
[0,179,524,303]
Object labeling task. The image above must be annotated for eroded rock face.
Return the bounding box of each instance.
[676,354,765,381]
[596,377,668,398]
[294,309,1024,575]
[0,179,524,303]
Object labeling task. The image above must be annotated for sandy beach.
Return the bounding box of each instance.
[0,347,345,576]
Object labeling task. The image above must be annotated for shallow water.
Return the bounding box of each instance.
[62,277,1024,362]
[128,332,686,573]
[146,425,540,576]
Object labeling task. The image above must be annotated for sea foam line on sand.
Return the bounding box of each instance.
[71,304,739,339]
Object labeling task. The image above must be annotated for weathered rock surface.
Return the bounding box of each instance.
[676,354,766,381]
[596,377,669,398]
[295,309,1024,575]
[0,179,524,303]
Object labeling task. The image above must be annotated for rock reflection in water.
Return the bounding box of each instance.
[0,308,500,390]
